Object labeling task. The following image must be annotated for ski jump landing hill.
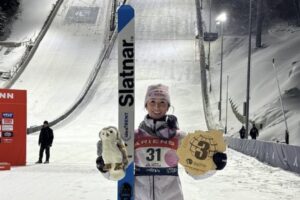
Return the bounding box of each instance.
[3,0,115,133]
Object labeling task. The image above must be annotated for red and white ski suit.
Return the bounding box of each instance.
[134,117,185,200]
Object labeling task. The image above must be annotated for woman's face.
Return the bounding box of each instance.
[146,98,169,119]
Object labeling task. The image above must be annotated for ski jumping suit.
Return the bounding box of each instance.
[134,115,185,200]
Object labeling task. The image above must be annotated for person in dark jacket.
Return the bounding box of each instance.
[239,125,246,139]
[36,121,54,164]
[249,124,259,140]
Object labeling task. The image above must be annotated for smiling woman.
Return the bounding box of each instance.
[145,85,170,120]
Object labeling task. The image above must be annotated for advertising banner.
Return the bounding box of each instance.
[226,137,300,174]
[0,89,27,166]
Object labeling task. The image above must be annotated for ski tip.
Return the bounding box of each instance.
[118,5,135,33]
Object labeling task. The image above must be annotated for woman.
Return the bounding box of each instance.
[97,84,227,200]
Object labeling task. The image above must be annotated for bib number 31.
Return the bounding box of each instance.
[146,148,161,161]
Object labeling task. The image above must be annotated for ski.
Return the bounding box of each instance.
[118,5,135,200]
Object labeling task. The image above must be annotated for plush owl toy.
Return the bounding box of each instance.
[98,126,128,181]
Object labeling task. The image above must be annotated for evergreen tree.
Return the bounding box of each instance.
[0,0,19,38]
[0,0,20,16]
[294,0,300,26]
[0,10,7,36]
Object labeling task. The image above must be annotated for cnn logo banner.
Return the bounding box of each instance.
[0,89,27,166]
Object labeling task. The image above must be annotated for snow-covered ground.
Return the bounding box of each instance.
[1,148,300,200]
[0,0,300,200]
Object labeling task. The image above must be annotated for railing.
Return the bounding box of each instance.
[195,0,218,130]
[226,137,300,174]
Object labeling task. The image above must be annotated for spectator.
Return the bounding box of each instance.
[239,125,246,139]
[249,124,259,140]
[285,130,289,144]
[36,121,54,164]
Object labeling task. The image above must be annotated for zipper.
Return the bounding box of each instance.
[153,175,155,200]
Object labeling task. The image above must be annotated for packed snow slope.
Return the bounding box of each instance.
[0,0,300,200]
[11,0,112,127]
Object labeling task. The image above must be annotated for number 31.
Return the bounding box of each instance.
[146,148,161,161]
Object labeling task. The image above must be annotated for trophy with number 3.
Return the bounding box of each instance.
[177,130,227,175]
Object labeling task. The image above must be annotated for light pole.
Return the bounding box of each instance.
[216,13,226,122]
[225,75,229,134]
[272,58,289,144]
[245,0,252,139]
[208,0,212,92]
